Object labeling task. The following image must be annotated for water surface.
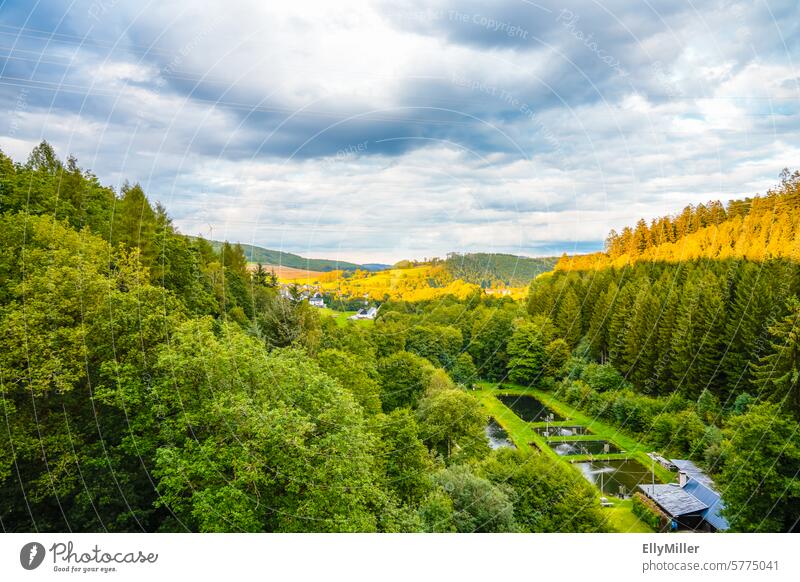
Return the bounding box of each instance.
[575,459,657,498]
[535,425,592,437]
[549,440,620,456]
[485,418,516,449]
[497,394,564,422]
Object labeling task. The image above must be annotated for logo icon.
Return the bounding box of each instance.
[20,542,46,570]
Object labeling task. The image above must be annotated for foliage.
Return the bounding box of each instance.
[631,493,670,531]
[417,386,488,462]
[450,352,478,386]
[479,449,606,532]
[374,410,435,505]
[405,324,463,369]
[506,319,549,386]
[719,403,800,532]
[377,351,436,411]
[317,349,382,414]
[433,465,516,532]
[444,252,557,287]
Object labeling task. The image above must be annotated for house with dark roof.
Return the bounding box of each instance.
[638,459,729,532]
[349,306,378,320]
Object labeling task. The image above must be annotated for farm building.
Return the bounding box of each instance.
[638,459,729,532]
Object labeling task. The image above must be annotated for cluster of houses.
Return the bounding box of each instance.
[639,456,729,532]
[278,284,378,320]
[278,285,326,307]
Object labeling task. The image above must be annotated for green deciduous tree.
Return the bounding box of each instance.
[417,387,488,462]
[377,351,435,411]
[434,465,516,532]
[719,403,800,532]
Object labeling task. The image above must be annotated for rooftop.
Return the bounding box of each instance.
[639,459,730,531]
[671,459,717,489]
[639,483,709,516]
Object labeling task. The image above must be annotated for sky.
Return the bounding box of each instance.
[0,0,798,263]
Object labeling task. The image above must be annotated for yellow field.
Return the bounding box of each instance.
[313,265,481,301]
[251,262,524,301]
[246,263,335,281]
[283,264,480,301]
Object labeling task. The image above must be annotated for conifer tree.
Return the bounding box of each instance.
[555,286,582,347]
[752,297,800,415]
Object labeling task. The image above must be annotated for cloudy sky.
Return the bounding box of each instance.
[1,0,798,262]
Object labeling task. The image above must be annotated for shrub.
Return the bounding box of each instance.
[632,492,671,532]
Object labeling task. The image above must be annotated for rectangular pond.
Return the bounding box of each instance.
[575,459,658,498]
[485,418,516,450]
[497,394,564,422]
[548,440,620,456]
[535,425,593,438]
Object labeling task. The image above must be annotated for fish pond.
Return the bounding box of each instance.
[575,459,658,498]
[535,425,593,437]
[549,439,620,456]
[485,418,516,450]
[497,394,565,422]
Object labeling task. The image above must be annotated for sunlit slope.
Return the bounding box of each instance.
[556,170,800,271]
[308,264,482,301]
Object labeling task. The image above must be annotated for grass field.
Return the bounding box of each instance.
[599,498,654,533]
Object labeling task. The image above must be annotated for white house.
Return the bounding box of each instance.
[349,306,378,320]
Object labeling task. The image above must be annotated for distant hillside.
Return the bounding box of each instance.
[444,252,558,286]
[316,264,480,301]
[555,168,800,272]
[204,240,390,272]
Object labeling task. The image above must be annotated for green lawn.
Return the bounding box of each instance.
[317,308,373,327]
[599,498,654,533]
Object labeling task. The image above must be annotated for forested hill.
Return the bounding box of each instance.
[444,252,558,286]
[0,141,613,534]
[206,239,390,272]
[2,142,799,532]
[524,172,800,531]
[528,170,800,415]
[556,168,800,271]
